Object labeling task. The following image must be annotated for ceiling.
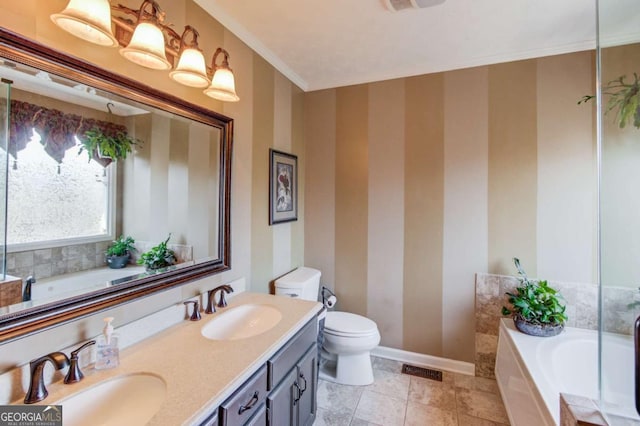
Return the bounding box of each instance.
[194,0,640,92]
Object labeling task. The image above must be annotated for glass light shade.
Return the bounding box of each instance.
[50,0,117,47]
[119,22,171,70]
[204,68,239,102]
[169,48,209,88]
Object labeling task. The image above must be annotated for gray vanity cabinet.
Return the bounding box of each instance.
[212,316,319,426]
[266,368,298,424]
[266,320,318,426]
[266,346,317,426]
[218,365,268,426]
[294,346,318,426]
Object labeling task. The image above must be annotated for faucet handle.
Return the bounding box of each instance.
[184,300,202,321]
[64,340,96,384]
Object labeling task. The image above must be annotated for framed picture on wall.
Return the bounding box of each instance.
[269,149,298,225]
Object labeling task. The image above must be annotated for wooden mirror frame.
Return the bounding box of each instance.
[0,28,232,342]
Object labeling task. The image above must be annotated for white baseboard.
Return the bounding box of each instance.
[371,345,476,376]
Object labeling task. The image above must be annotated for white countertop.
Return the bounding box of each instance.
[31,292,323,425]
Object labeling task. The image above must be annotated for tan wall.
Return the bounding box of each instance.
[122,116,220,260]
[304,51,597,363]
[0,0,304,292]
[0,0,303,368]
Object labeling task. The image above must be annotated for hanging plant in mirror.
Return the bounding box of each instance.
[579,73,640,129]
[78,127,140,167]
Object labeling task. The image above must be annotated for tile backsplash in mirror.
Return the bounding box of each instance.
[7,241,111,279]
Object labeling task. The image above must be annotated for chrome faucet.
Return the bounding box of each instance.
[24,352,69,404]
[205,285,234,314]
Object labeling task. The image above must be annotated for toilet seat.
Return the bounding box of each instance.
[324,311,378,337]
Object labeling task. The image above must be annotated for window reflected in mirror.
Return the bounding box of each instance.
[0,59,222,310]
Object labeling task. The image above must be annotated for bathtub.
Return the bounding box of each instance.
[30,266,147,301]
[495,319,635,425]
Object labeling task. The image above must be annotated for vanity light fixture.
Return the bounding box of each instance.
[119,0,171,70]
[168,26,210,88]
[204,48,240,102]
[50,0,240,101]
[50,0,118,47]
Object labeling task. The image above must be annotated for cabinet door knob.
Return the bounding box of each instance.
[238,391,259,415]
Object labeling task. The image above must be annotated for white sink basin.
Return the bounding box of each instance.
[201,304,282,340]
[59,373,167,426]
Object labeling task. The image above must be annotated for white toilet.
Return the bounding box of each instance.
[274,267,380,386]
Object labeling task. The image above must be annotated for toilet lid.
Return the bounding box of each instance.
[324,311,378,336]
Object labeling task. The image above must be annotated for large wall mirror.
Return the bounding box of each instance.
[0,28,232,342]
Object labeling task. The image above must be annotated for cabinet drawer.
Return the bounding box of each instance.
[220,365,268,426]
[267,318,317,390]
[245,403,267,426]
[199,409,218,426]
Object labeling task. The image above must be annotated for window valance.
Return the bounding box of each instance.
[9,99,129,164]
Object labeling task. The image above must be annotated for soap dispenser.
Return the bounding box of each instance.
[95,317,120,370]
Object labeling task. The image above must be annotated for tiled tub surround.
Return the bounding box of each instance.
[474,273,640,379]
[1,290,323,425]
[0,275,23,307]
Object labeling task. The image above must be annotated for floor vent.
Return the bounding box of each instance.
[401,364,443,382]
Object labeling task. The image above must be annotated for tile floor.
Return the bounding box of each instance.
[314,357,510,426]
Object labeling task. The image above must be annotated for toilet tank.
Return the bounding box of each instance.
[274,267,321,301]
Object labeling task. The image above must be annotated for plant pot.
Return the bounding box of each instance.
[92,147,113,168]
[107,254,130,269]
[514,315,564,337]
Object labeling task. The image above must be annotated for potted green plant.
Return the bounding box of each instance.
[105,235,137,269]
[78,127,138,167]
[501,257,568,337]
[137,235,177,272]
[579,73,640,129]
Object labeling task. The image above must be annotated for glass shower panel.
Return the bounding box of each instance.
[597,0,640,422]
[0,78,9,280]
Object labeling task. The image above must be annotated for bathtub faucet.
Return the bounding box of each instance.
[23,276,35,302]
[627,287,640,310]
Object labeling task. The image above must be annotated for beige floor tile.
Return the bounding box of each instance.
[354,390,407,426]
[371,356,404,374]
[440,370,457,385]
[317,380,365,417]
[314,407,353,426]
[454,374,500,395]
[457,413,510,425]
[350,418,383,426]
[365,369,411,400]
[405,401,457,426]
[319,362,512,426]
[456,388,509,424]
[408,377,456,410]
